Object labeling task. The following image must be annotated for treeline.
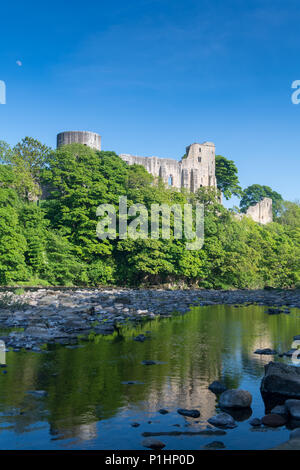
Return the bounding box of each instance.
[0,137,299,288]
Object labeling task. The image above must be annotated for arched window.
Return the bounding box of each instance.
[168,175,173,186]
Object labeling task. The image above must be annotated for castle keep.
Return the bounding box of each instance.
[56,131,272,224]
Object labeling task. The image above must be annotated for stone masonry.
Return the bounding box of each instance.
[245,197,273,224]
[119,142,217,193]
[57,131,101,151]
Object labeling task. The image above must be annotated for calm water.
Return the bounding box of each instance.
[0,304,300,450]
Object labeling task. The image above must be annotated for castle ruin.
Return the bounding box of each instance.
[56,131,273,224]
[119,142,217,193]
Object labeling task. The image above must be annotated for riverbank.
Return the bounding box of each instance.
[0,288,300,351]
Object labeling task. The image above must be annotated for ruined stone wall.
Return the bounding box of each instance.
[234,198,273,224]
[119,141,217,193]
[245,197,273,224]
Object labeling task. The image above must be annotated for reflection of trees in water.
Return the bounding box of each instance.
[0,305,298,440]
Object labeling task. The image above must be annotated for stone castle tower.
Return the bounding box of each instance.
[57,131,101,151]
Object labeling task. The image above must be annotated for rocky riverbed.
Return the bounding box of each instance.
[0,287,299,351]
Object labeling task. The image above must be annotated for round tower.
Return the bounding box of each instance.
[57,131,101,151]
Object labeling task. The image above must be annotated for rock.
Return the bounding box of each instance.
[249,418,262,426]
[158,409,169,415]
[285,399,300,419]
[177,408,200,418]
[266,308,283,315]
[262,414,287,427]
[283,349,298,357]
[141,438,166,449]
[219,389,252,409]
[290,428,300,440]
[270,439,300,450]
[208,380,227,394]
[254,348,277,355]
[271,405,287,416]
[208,412,237,429]
[204,441,226,449]
[261,362,300,398]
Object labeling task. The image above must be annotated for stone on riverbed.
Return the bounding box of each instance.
[271,405,288,416]
[261,362,300,398]
[203,441,226,449]
[208,412,237,429]
[177,408,200,418]
[262,414,287,427]
[249,418,262,427]
[285,399,300,419]
[266,308,284,315]
[219,389,252,409]
[141,438,166,449]
[254,348,277,355]
[208,380,227,394]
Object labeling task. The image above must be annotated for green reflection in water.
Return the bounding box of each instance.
[0,304,299,449]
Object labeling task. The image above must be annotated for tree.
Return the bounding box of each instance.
[0,137,52,202]
[215,155,243,200]
[240,184,283,217]
[277,200,300,227]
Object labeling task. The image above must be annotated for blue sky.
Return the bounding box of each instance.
[0,0,300,206]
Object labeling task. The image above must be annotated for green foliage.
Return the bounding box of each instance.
[277,200,300,227]
[240,184,283,217]
[215,155,243,199]
[0,137,51,202]
[0,138,298,288]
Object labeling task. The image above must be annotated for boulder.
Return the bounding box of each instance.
[262,414,287,427]
[285,399,300,419]
[208,412,237,429]
[261,362,300,398]
[270,405,288,416]
[208,381,227,394]
[219,389,252,409]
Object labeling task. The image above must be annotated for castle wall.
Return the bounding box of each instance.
[119,141,217,193]
[245,197,273,224]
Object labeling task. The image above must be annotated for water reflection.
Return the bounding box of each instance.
[0,305,299,449]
